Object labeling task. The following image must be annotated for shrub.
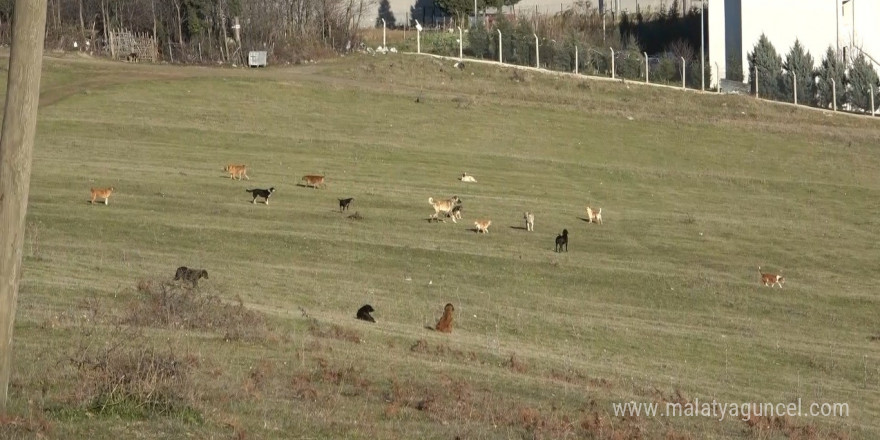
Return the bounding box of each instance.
[67,328,201,420]
[126,279,269,342]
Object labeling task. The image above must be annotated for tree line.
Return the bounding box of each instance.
[748,34,879,113]
[0,0,376,63]
[464,1,710,88]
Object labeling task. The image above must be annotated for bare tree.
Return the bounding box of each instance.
[0,0,49,414]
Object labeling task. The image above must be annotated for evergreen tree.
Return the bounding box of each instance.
[846,52,880,112]
[467,21,490,58]
[814,47,847,110]
[376,0,396,28]
[747,34,784,100]
[781,39,816,104]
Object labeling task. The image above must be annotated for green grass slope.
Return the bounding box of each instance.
[1,51,878,439]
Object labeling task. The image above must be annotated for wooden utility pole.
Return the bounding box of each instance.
[0,0,49,414]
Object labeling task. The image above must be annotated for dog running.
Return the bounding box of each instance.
[246,187,275,204]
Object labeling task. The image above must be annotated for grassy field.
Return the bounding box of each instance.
[1,50,878,439]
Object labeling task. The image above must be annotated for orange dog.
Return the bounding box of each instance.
[224,164,249,180]
[90,187,114,205]
[302,175,326,188]
[435,303,454,333]
[474,219,492,233]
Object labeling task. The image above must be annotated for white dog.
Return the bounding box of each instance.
[523,212,534,232]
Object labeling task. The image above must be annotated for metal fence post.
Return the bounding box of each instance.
[610,47,615,79]
[498,29,502,64]
[644,51,648,84]
[754,65,759,99]
[832,78,836,111]
[715,62,720,93]
[681,57,685,90]
[415,20,422,54]
[575,46,578,74]
[458,26,462,60]
[534,33,539,68]
[793,74,797,105]
[871,85,875,116]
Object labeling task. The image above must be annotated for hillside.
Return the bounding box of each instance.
[2,50,879,439]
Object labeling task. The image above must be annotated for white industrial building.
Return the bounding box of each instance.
[708,0,880,87]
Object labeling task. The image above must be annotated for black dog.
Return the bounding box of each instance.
[339,198,354,211]
[246,187,275,204]
[356,304,376,323]
[174,266,209,287]
[555,229,568,253]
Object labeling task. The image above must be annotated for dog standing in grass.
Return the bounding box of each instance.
[246,187,275,204]
[586,206,603,224]
[524,212,534,232]
[555,229,568,252]
[90,187,114,205]
[174,266,209,288]
[339,198,354,212]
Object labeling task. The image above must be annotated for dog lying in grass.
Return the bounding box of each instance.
[459,173,477,183]
[246,187,275,204]
[555,229,568,252]
[174,266,208,288]
[356,304,376,322]
[90,187,114,205]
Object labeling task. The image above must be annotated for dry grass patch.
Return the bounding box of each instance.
[125,279,269,342]
[63,328,201,421]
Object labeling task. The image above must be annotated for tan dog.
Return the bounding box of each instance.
[224,164,249,180]
[758,267,785,288]
[524,212,534,232]
[586,206,603,224]
[90,187,114,205]
[435,303,454,333]
[474,219,492,233]
[428,196,461,222]
[302,175,326,188]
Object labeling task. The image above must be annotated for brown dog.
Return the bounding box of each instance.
[435,303,454,333]
[758,266,785,288]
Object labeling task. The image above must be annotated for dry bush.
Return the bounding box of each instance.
[67,328,201,420]
[306,319,362,344]
[126,279,269,341]
[742,412,849,440]
[0,413,53,439]
[506,353,529,373]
